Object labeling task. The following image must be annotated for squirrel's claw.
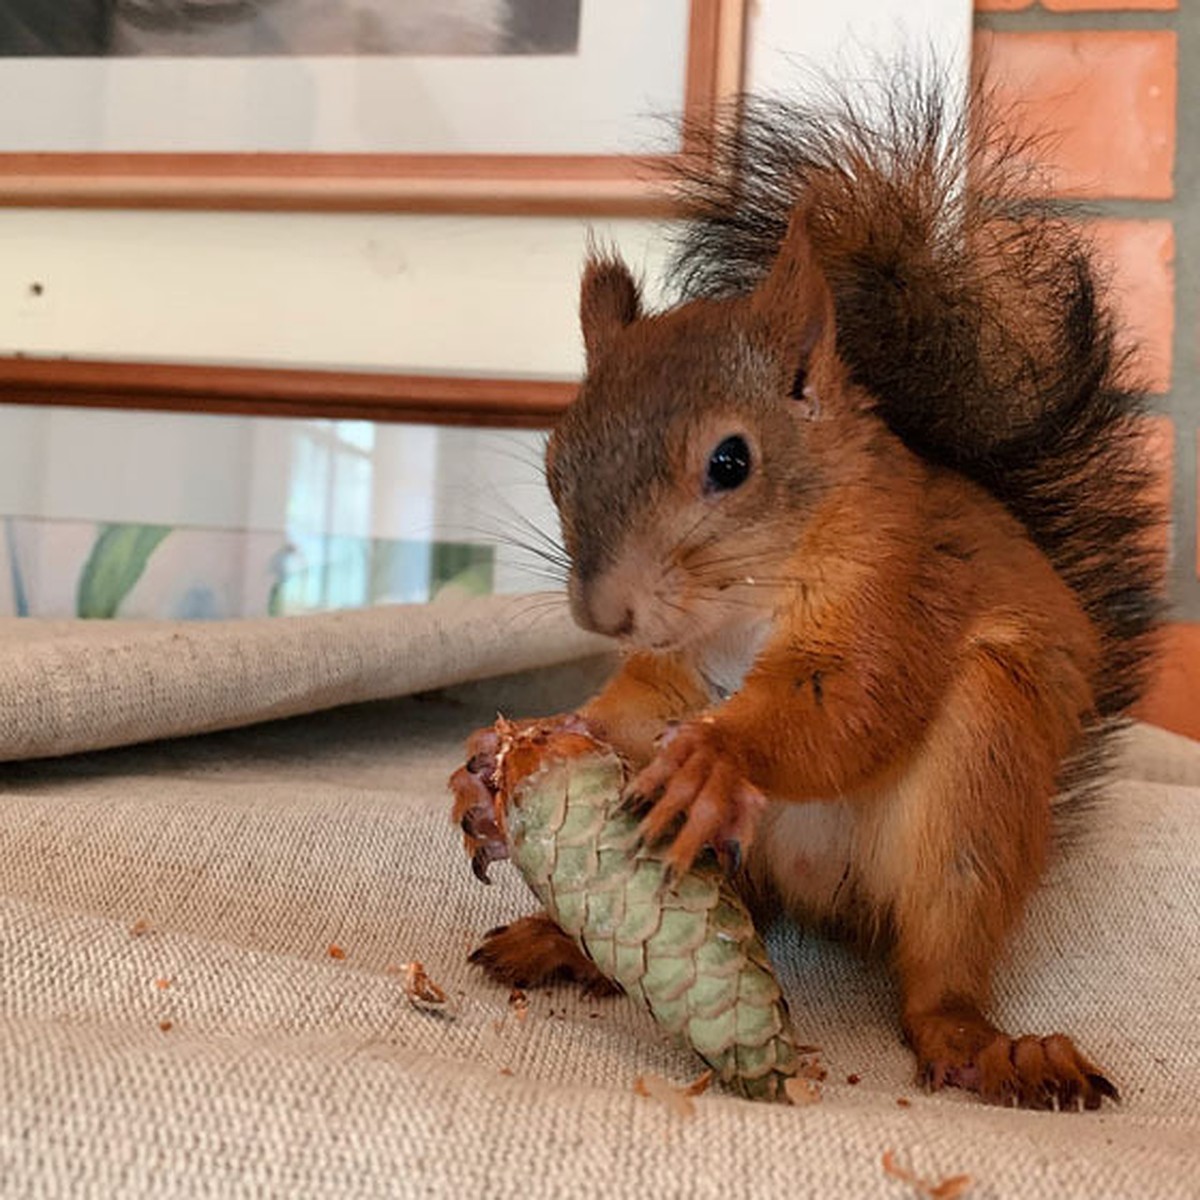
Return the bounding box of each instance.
[631,720,766,877]
[449,729,509,883]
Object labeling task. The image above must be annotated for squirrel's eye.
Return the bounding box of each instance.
[706,435,752,492]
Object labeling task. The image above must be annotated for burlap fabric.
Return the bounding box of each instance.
[1,595,1198,1197]
[0,594,609,763]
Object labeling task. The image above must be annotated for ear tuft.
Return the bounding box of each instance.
[580,253,641,363]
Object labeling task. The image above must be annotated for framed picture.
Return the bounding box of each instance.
[0,392,564,620]
[0,0,745,213]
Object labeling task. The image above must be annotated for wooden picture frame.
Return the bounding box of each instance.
[0,0,744,215]
[0,354,575,428]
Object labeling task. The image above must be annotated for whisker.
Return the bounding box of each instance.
[510,510,571,565]
[454,522,570,574]
[687,545,790,575]
[470,432,549,473]
[666,504,722,567]
[659,594,689,617]
[493,593,573,638]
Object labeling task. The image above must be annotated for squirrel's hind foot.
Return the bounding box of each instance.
[468,913,622,998]
[908,1006,1118,1111]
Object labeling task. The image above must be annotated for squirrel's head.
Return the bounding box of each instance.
[546,210,873,650]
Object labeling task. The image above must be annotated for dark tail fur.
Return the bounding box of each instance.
[667,66,1165,755]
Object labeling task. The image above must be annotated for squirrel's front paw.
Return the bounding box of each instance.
[449,714,600,881]
[627,720,766,877]
[448,726,508,882]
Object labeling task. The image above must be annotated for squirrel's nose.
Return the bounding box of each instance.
[582,599,636,639]
[569,575,636,639]
[606,608,636,638]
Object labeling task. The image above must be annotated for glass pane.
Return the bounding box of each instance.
[0,404,558,620]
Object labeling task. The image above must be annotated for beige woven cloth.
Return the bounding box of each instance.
[0,593,609,763]
[1,595,1198,1198]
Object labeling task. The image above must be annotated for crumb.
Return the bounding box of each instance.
[327,944,346,960]
[896,1097,912,1108]
[881,1150,972,1198]
[684,1069,714,1097]
[799,1059,828,1082]
[158,1020,173,1033]
[784,1077,822,1106]
[589,1012,601,1019]
[154,978,172,990]
[847,1073,861,1085]
[499,1067,514,1076]
[634,1073,697,1119]
[400,961,450,1012]
[508,988,529,1023]
[130,919,152,938]
[927,1181,973,1200]
[795,1044,821,1055]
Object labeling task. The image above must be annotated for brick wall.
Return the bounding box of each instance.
[973,1,1199,740]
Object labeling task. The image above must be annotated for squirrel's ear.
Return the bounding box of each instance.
[580,253,641,363]
[752,207,840,409]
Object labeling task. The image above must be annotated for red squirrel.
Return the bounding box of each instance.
[455,78,1164,1110]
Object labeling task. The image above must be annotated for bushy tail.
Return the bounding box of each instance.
[667,65,1165,726]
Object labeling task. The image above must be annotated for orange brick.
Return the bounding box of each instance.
[1137,623,1200,742]
[1044,0,1176,9]
[975,31,1177,199]
[1088,220,1175,394]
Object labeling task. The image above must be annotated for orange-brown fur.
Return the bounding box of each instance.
[468,204,1130,1109]
[469,914,619,997]
[462,82,1162,1108]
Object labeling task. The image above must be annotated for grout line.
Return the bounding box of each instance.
[975,11,1177,34]
[1166,1,1199,619]
[1070,199,1178,221]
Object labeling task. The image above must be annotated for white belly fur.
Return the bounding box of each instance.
[694,614,876,923]
[753,800,858,920]
[693,617,771,702]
